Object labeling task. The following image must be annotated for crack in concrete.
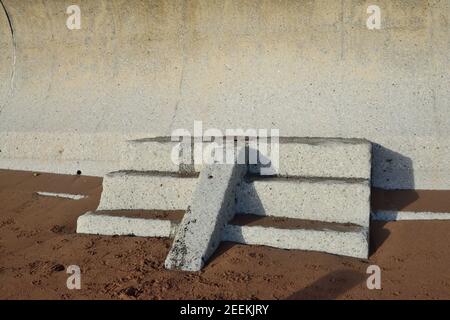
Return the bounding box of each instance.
[0,0,16,114]
[169,0,189,133]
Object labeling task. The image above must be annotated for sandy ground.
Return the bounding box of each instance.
[1,169,450,300]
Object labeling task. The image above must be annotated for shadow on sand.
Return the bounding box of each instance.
[286,269,366,300]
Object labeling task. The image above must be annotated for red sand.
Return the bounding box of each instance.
[1,169,450,299]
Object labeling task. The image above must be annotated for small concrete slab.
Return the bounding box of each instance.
[164,161,246,271]
[76,211,178,238]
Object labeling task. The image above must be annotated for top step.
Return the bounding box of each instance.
[121,137,372,180]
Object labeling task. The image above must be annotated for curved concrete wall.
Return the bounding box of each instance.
[0,0,449,189]
[0,1,13,111]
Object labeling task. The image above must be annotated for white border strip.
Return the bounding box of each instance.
[372,210,450,221]
[36,191,86,200]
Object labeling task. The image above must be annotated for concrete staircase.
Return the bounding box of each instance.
[77,137,372,260]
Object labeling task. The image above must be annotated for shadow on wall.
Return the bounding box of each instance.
[370,143,419,256]
[235,147,273,216]
[286,269,366,300]
[371,143,415,190]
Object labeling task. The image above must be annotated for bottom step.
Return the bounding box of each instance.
[76,211,369,259]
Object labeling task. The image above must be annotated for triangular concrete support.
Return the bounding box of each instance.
[164,159,246,271]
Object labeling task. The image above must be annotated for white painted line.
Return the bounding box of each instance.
[372,210,450,221]
[36,191,86,200]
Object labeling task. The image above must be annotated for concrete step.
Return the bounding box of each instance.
[77,211,369,259]
[258,138,371,179]
[97,171,198,211]
[98,171,370,226]
[121,137,372,179]
[77,210,182,237]
[237,176,370,227]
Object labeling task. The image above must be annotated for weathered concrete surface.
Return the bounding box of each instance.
[77,211,369,259]
[165,163,246,271]
[0,0,449,189]
[119,137,371,179]
[0,1,13,115]
[97,171,198,211]
[0,132,126,176]
[77,211,178,238]
[255,139,371,179]
[224,224,368,259]
[237,177,370,227]
[95,170,370,227]
[121,138,180,173]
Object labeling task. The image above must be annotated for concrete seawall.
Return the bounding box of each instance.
[0,0,449,189]
[0,0,13,114]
